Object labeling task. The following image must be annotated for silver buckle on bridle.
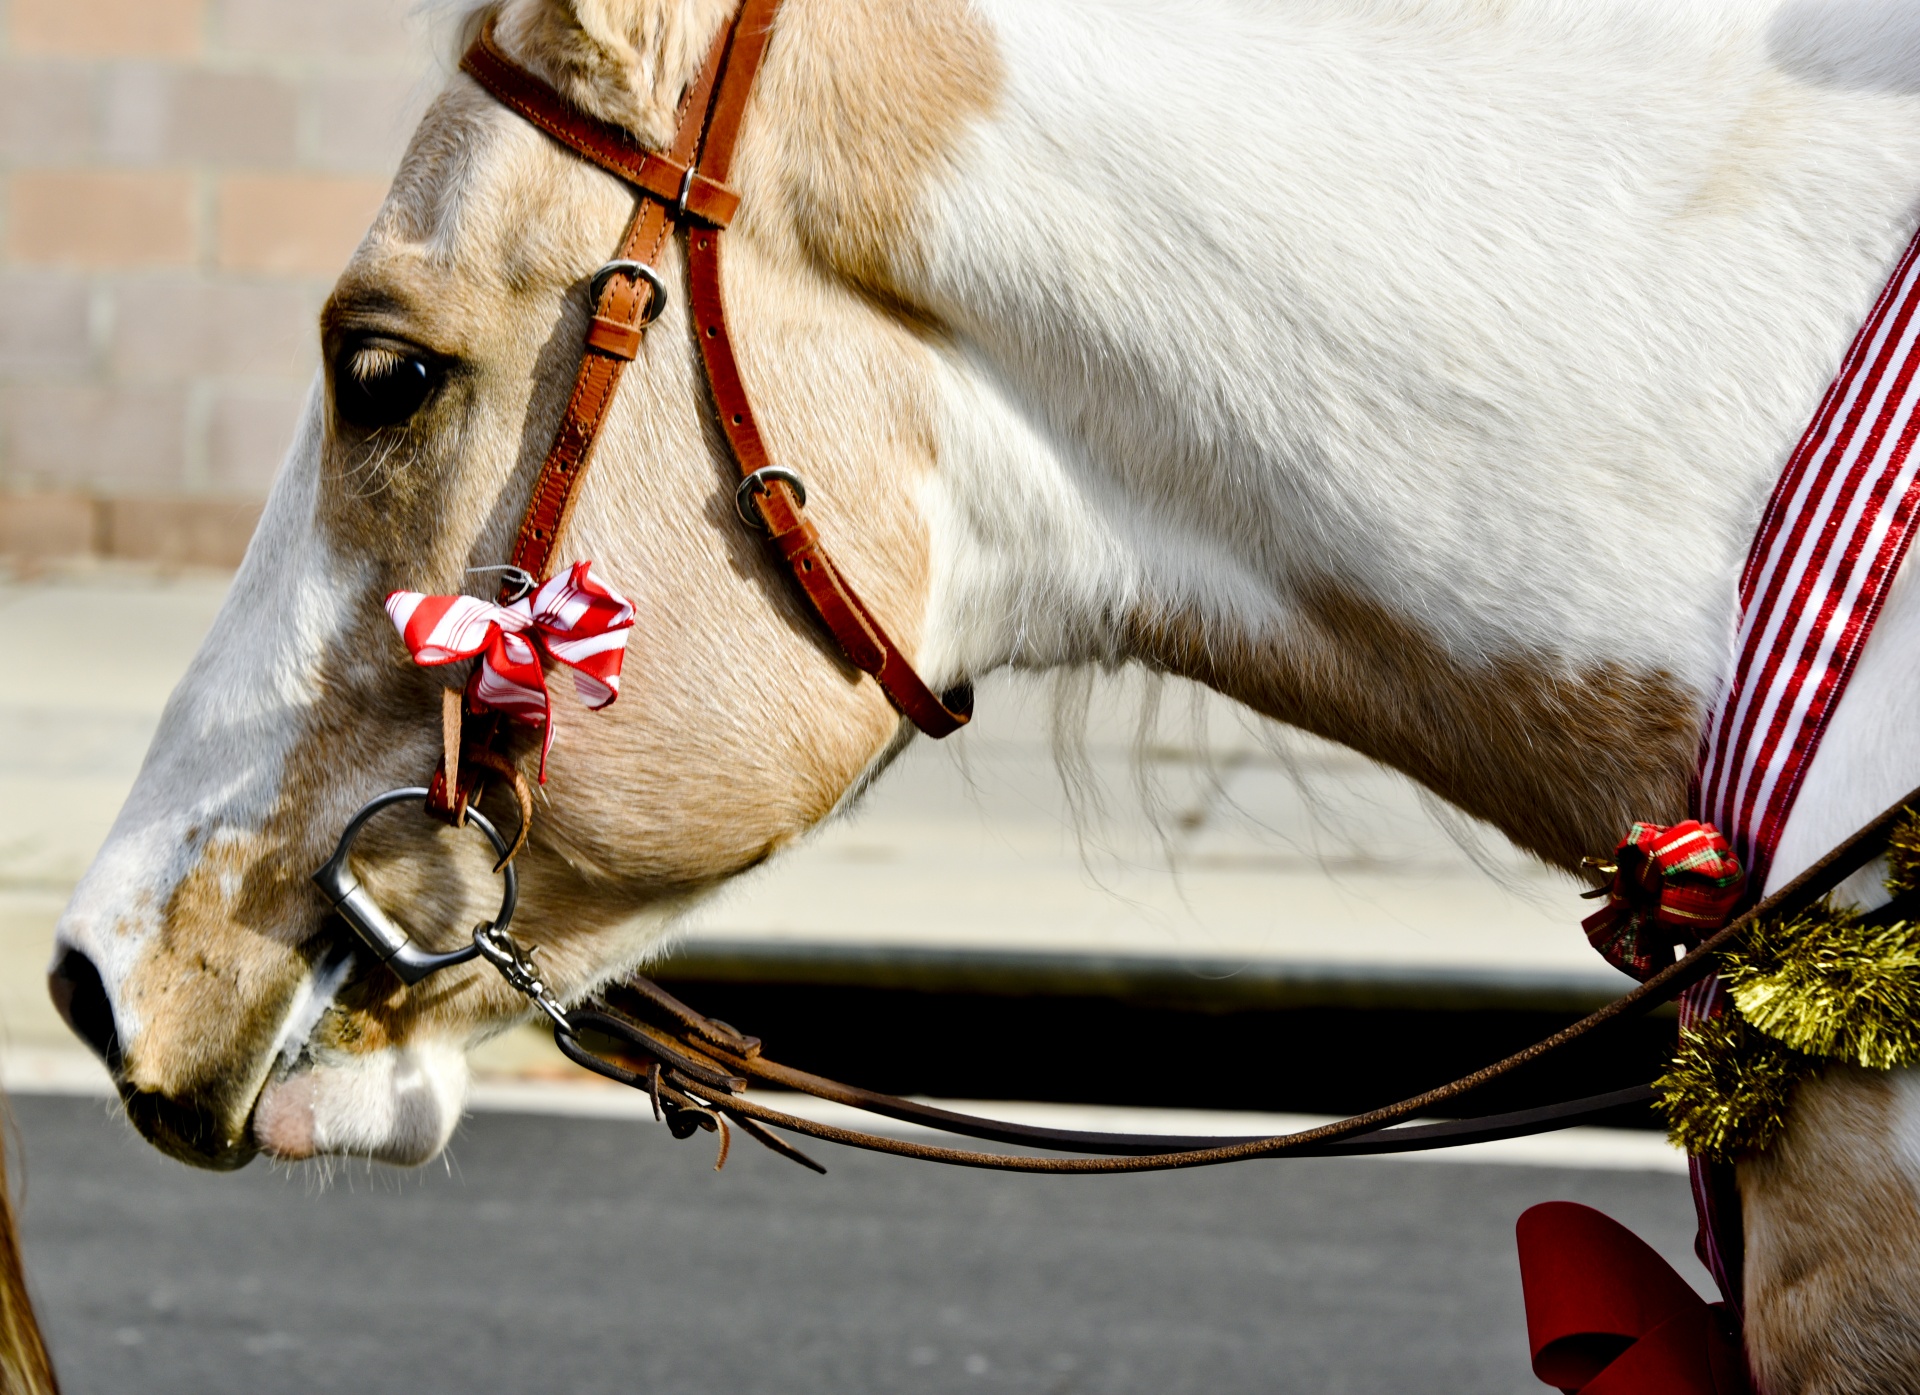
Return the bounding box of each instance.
[734,465,808,528]
[588,260,668,327]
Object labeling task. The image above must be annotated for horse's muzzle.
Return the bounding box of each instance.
[51,945,261,1171]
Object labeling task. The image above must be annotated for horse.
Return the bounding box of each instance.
[41,0,1920,1387]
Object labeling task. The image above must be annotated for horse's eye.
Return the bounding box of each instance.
[332,338,440,430]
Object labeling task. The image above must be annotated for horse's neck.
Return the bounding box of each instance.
[852,0,1920,869]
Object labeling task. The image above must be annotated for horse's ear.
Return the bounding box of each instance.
[491,0,734,146]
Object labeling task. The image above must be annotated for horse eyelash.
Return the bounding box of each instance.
[347,344,408,383]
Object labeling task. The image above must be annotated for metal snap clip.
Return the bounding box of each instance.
[311,787,519,985]
[588,260,668,327]
[733,465,808,529]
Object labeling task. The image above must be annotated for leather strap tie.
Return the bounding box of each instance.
[461,30,741,226]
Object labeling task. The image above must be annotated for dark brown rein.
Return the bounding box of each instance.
[332,5,1919,1174]
[533,779,1920,1173]
[316,778,1920,1172]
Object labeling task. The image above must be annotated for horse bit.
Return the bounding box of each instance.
[312,0,1920,1175]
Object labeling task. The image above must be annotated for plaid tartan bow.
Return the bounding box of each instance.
[1580,821,1745,981]
[385,560,635,780]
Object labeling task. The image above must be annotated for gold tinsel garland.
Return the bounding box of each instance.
[1655,811,1920,1162]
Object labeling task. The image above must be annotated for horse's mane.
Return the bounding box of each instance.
[1033,667,1545,924]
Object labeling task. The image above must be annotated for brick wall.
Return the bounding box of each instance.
[0,0,439,563]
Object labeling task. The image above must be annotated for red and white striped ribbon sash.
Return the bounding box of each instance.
[1535,223,1920,1363]
[386,560,636,775]
[1699,226,1920,886]
[1680,221,1920,1310]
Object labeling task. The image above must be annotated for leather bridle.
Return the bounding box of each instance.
[462,0,970,773]
[315,1,1920,1173]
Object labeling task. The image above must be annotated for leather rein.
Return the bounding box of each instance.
[567,776,1920,1172]
[316,2,1920,1174]
[317,771,1920,1173]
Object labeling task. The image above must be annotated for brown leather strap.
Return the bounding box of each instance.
[548,779,1920,1174]
[466,20,727,590]
[688,0,969,733]
[462,30,740,227]
[686,240,971,733]
[460,5,971,738]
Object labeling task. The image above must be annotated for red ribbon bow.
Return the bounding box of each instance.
[1518,1203,1750,1394]
[385,560,635,779]
[1580,821,1745,981]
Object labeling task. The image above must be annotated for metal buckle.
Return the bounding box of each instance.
[733,466,808,529]
[674,165,696,220]
[311,788,519,986]
[588,260,668,327]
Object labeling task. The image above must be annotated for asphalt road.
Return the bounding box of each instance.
[10,1094,1707,1395]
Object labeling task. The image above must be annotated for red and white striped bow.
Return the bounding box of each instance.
[385,561,635,778]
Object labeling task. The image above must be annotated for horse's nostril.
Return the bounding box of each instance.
[48,947,122,1070]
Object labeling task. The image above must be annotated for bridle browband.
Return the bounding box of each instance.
[462,0,971,744]
[316,1,1920,1176]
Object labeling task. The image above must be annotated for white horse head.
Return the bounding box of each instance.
[48,0,1920,1386]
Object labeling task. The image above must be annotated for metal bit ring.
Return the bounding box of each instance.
[311,788,518,985]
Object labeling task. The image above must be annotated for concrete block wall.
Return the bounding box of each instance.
[0,0,440,563]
